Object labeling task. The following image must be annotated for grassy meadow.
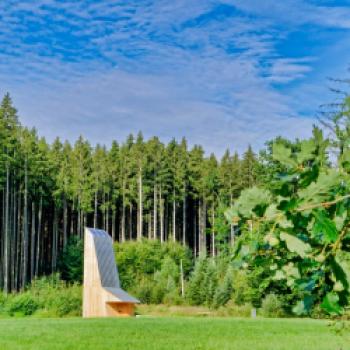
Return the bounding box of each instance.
[0,317,348,350]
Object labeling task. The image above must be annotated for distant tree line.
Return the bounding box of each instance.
[0,93,262,292]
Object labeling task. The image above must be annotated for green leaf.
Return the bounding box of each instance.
[240,245,250,257]
[278,197,298,213]
[234,187,271,218]
[330,256,349,292]
[224,207,239,223]
[339,149,350,171]
[280,232,311,258]
[298,170,343,207]
[272,143,297,168]
[296,139,316,164]
[312,210,338,243]
[334,212,346,231]
[295,278,316,292]
[292,296,314,315]
[265,204,279,220]
[320,292,343,315]
[277,217,293,229]
[282,262,300,279]
[273,270,285,280]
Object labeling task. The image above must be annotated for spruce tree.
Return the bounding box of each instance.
[241,145,258,188]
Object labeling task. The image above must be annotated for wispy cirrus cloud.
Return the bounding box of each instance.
[227,0,350,28]
[0,1,349,155]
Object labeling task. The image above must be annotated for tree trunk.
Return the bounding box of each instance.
[22,158,29,288]
[230,194,234,245]
[160,186,164,243]
[153,184,157,240]
[63,197,67,247]
[211,204,215,257]
[173,192,176,242]
[103,193,106,231]
[198,201,201,255]
[4,164,10,293]
[83,212,87,234]
[0,187,5,290]
[203,199,207,255]
[198,199,206,256]
[70,201,75,236]
[129,203,133,239]
[137,170,143,241]
[180,259,185,297]
[11,181,16,291]
[112,209,116,241]
[77,197,81,237]
[16,190,21,290]
[121,181,126,242]
[94,190,98,228]
[106,193,109,232]
[30,201,35,281]
[52,206,58,272]
[148,213,152,239]
[35,196,42,277]
[194,205,197,257]
[182,193,186,246]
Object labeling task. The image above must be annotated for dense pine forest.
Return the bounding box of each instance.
[0,93,262,292]
[1,89,350,318]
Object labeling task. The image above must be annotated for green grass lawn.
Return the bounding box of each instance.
[0,317,348,350]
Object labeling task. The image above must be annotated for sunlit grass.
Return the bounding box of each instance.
[0,317,348,350]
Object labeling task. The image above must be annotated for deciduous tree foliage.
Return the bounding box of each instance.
[226,129,350,315]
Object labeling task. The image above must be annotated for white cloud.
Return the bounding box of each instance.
[0,0,346,155]
[227,0,350,29]
[5,65,314,156]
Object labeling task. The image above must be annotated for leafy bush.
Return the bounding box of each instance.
[231,270,251,305]
[134,278,158,304]
[115,239,192,290]
[115,239,192,304]
[0,275,82,317]
[50,285,82,317]
[0,292,6,313]
[261,294,285,318]
[6,293,39,316]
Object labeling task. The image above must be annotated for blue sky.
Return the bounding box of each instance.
[1,0,350,155]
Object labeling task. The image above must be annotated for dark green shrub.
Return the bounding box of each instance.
[213,268,234,309]
[57,236,83,283]
[7,293,39,316]
[204,260,219,307]
[131,255,183,304]
[115,239,192,304]
[186,256,208,305]
[115,239,192,291]
[133,278,155,304]
[50,284,82,316]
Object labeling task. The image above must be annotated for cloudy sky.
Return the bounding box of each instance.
[1,0,350,155]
